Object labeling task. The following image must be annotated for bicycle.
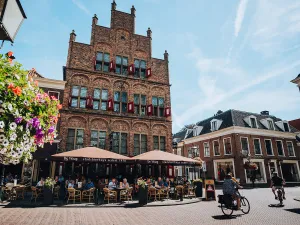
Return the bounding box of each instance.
[218,189,250,216]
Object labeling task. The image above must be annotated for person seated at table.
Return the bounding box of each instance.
[68,180,75,188]
[36,177,45,187]
[81,176,87,186]
[157,177,164,187]
[84,178,95,190]
[121,178,129,189]
[3,175,10,184]
[108,178,117,190]
[164,178,170,188]
[146,178,152,187]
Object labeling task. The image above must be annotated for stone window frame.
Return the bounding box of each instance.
[90,130,106,149]
[66,128,84,151]
[111,132,128,155]
[134,58,146,79]
[133,93,147,116]
[70,85,87,108]
[203,142,210,157]
[95,52,110,72]
[92,88,108,111]
[275,140,285,157]
[152,96,165,117]
[133,133,147,155]
[153,135,166,151]
[115,55,128,76]
[113,91,128,113]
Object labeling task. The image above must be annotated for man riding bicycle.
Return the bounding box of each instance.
[223,173,243,209]
[271,172,286,200]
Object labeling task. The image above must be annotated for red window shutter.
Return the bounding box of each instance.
[128,102,134,113]
[88,96,93,109]
[109,60,115,72]
[68,97,72,106]
[128,64,135,75]
[147,104,153,116]
[165,107,171,117]
[146,68,152,78]
[107,99,114,111]
[93,56,96,70]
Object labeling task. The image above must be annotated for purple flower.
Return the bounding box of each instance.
[15,117,22,124]
[48,126,55,134]
[35,128,44,139]
[32,117,40,129]
[26,119,33,128]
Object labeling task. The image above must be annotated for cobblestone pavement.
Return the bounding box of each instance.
[0,187,299,225]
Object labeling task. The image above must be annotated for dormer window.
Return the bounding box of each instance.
[244,115,258,128]
[275,120,290,132]
[193,126,203,136]
[260,118,275,130]
[283,122,290,132]
[267,119,274,130]
[210,119,222,131]
[184,129,192,139]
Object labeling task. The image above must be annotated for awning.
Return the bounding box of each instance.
[51,147,132,164]
[133,150,202,166]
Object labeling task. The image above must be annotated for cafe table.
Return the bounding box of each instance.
[114,187,126,202]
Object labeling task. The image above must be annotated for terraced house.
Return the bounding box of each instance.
[59,1,172,175]
[173,109,300,185]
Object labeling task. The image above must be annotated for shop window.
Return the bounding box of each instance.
[66,128,84,151]
[70,86,87,108]
[216,161,234,181]
[245,161,266,183]
[281,163,300,182]
[96,52,110,72]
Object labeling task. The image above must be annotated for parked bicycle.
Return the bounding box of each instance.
[218,189,250,216]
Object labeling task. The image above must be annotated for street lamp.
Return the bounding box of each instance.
[0,0,27,47]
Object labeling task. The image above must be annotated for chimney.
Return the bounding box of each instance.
[92,14,98,25]
[69,30,76,42]
[131,5,136,16]
[147,27,152,38]
[111,0,116,11]
[261,111,269,116]
[164,50,169,61]
[216,110,223,115]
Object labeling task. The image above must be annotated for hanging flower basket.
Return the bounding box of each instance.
[0,54,60,165]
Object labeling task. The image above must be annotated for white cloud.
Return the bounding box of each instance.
[72,0,92,16]
[234,0,248,37]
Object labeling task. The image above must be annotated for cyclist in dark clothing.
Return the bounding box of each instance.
[271,172,285,200]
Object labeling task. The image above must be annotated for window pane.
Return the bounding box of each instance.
[134,134,140,155]
[140,60,146,69]
[159,108,164,117]
[141,135,147,153]
[141,95,146,105]
[287,142,294,156]
[250,118,257,128]
[101,102,107,111]
[77,129,84,137]
[123,57,128,66]
[121,133,127,154]
[116,56,122,65]
[152,97,158,106]
[116,65,121,74]
[276,141,284,156]
[104,53,110,62]
[214,141,220,155]
[158,98,164,107]
[283,123,289,132]
[93,100,99,110]
[134,94,139,104]
[80,87,87,97]
[114,92,120,101]
[102,90,108,100]
[71,98,78,107]
[80,99,86,108]
[224,138,231,154]
[99,139,106,149]
[153,136,159,150]
[254,139,261,155]
[94,89,101,99]
[265,140,273,155]
[122,103,127,113]
[134,59,140,68]
[241,138,249,150]
[72,86,79,96]
[96,52,103,61]
[141,69,146,79]
[121,92,127,103]
[91,131,98,139]
[160,136,166,151]
[103,63,109,72]
[141,106,146,116]
[134,105,139,114]
[96,63,102,71]
[114,103,120,112]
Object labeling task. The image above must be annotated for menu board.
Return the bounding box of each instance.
[205,179,216,201]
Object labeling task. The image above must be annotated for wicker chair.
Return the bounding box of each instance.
[103,188,117,203]
[13,186,25,200]
[82,187,95,203]
[31,186,43,203]
[67,188,81,204]
[148,187,157,201]
[157,188,169,200]
[53,186,60,200]
[175,185,184,199]
[120,187,133,202]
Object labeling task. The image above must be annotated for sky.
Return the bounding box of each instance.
[3,0,300,133]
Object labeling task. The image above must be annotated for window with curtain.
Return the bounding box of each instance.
[241,137,249,155]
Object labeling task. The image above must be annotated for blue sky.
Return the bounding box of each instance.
[3,0,300,133]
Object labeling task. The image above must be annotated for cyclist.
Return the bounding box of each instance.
[271,172,286,200]
[223,173,243,209]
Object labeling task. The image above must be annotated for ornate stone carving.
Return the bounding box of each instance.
[70,74,90,86]
[112,120,130,131]
[90,118,108,130]
[132,122,149,133]
[67,116,87,128]
[151,86,165,96]
[92,77,111,89]
[152,124,168,136]
[113,80,130,91]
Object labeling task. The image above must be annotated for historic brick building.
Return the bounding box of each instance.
[59,1,172,160]
[173,109,300,185]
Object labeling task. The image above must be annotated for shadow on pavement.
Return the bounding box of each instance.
[284,208,300,215]
[268,204,285,208]
[212,214,242,220]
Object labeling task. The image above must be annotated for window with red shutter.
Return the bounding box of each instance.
[165,107,171,117]
[128,64,135,75]
[147,104,153,116]
[107,99,114,111]
[146,68,152,78]
[128,102,134,113]
[109,60,115,72]
[95,52,110,72]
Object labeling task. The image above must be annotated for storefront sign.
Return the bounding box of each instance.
[58,157,128,163]
[205,179,216,201]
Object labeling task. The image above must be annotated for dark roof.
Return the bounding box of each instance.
[173,109,299,140]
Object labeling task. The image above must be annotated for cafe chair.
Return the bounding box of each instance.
[82,187,95,203]
[188,186,196,198]
[67,188,81,204]
[103,188,117,203]
[120,189,128,202]
[53,186,60,200]
[12,186,25,200]
[175,185,184,200]
[148,187,157,201]
[31,186,43,203]
[157,188,169,201]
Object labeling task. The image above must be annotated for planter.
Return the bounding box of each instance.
[43,187,53,205]
[138,185,148,205]
[194,182,203,197]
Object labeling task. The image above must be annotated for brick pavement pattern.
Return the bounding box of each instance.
[0,187,299,225]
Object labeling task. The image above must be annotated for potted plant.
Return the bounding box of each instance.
[137,178,148,205]
[193,178,203,197]
[43,177,55,205]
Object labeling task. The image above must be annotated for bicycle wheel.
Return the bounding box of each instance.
[241,197,250,214]
[221,203,233,216]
